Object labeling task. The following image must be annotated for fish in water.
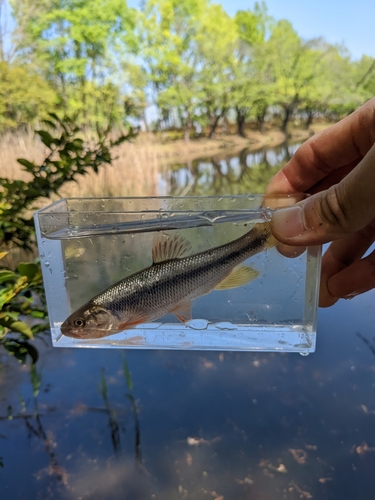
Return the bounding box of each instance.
[61,222,277,339]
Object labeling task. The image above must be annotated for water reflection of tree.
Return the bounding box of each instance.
[356,332,375,356]
[0,363,68,486]
[99,368,123,456]
[0,349,142,497]
[98,358,142,463]
[166,142,300,196]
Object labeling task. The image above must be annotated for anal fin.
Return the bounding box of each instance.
[171,301,192,323]
[214,265,259,291]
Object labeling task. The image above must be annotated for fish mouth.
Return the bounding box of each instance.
[60,326,84,338]
[60,325,115,340]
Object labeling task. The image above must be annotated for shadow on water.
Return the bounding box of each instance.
[1,141,375,499]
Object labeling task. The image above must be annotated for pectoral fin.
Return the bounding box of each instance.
[172,301,192,323]
[118,311,149,330]
[214,265,259,291]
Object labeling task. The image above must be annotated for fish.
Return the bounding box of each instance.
[61,222,277,339]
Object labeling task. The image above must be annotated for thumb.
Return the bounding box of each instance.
[270,142,375,245]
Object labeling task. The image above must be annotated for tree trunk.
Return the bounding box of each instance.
[305,110,313,130]
[236,108,246,138]
[221,116,228,134]
[257,113,265,133]
[208,113,223,139]
[184,115,191,142]
[281,105,293,133]
[282,143,291,162]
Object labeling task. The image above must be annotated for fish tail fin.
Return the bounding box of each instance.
[248,222,278,250]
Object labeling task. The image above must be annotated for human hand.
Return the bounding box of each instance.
[266,97,375,307]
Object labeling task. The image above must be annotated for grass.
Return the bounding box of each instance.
[0,130,164,268]
[60,142,161,198]
[0,129,162,199]
[1,122,323,201]
[0,129,46,183]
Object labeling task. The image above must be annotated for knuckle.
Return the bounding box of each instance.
[316,185,353,232]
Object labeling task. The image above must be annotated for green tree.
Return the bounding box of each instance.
[320,46,367,120]
[122,62,149,130]
[296,42,360,128]
[354,55,375,104]
[233,4,272,136]
[10,0,137,126]
[266,20,327,132]
[140,0,208,141]
[0,61,56,130]
[194,3,237,138]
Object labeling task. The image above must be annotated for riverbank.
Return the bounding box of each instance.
[1,123,329,183]
[0,123,329,269]
[135,123,329,165]
[0,122,329,211]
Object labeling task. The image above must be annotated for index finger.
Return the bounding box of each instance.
[266,97,375,195]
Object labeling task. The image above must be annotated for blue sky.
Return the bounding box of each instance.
[215,0,375,60]
[4,0,374,61]
[126,0,374,60]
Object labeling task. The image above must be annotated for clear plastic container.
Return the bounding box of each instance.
[34,195,321,353]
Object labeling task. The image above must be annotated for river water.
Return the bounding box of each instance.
[1,143,375,500]
[159,142,302,196]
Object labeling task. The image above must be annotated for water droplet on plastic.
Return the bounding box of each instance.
[188,319,208,330]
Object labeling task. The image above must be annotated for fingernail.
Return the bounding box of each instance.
[272,206,306,238]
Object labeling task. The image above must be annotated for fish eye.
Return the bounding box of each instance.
[74,318,85,328]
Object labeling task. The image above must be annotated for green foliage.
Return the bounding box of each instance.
[0,113,135,361]
[0,254,47,339]
[261,20,320,130]
[0,61,57,131]
[3,0,373,135]
[356,56,375,99]
[10,0,138,127]
[235,2,270,46]
[140,0,208,138]
[0,252,47,362]
[232,6,272,134]
[0,113,134,249]
[195,4,238,136]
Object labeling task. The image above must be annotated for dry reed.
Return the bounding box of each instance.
[0,129,47,182]
[0,129,164,199]
[60,142,161,198]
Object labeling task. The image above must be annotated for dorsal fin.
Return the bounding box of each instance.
[152,233,192,264]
